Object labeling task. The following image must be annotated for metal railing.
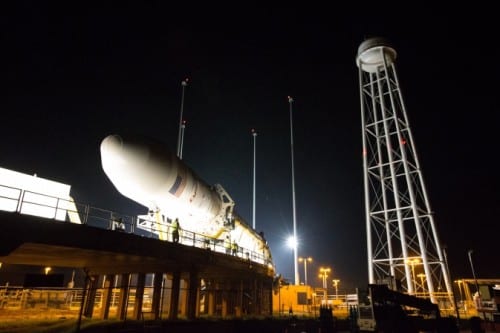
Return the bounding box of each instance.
[0,184,271,266]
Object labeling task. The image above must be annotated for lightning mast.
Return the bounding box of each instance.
[177,79,188,159]
[288,96,299,286]
[252,128,257,230]
[356,37,453,307]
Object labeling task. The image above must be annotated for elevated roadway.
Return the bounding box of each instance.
[0,211,274,319]
[0,211,271,278]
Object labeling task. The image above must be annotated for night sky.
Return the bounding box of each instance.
[2,3,498,291]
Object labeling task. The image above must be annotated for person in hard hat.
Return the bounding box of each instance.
[231,240,238,256]
[171,218,181,243]
[224,235,231,254]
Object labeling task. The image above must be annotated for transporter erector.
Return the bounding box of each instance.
[100,134,272,266]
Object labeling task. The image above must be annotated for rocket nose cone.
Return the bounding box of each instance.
[100,134,151,175]
[101,134,123,158]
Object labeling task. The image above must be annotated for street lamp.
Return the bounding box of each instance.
[468,249,484,319]
[319,267,331,289]
[406,258,420,293]
[454,279,464,302]
[287,236,297,249]
[44,266,51,275]
[298,257,312,285]
[332,279,340,299]
[287,236,297,282]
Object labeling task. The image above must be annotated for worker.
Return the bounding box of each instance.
[259,231,267,245]
[231,240,238,256]
[171,218,181,243]
[224,235,231,254]
[111,216,125,231]
[204,237,211,249]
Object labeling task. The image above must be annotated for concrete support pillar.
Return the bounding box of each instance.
[236,279,243,317]
[83,274,99,318]
[207,279,215,316]
[117,273,130,320]
[187,270,199,319]
[178,278,187,317]
[267,278,273,315]
[151,272,163,320]
[253,278,259,315]
[221,281,228,318]
[169,271,181,320]
[99,274,115,319]
[259,280,266,315]
[132,273,146,320]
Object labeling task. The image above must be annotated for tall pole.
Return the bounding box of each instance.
[177,79,188,158]
[455,280,463,302]
[468,248,483,320]
[319,267,330,289]
[252,129,257,230]
[468,250,481,299]
[444,246,461,326]
[332,279,340,299]
[304,259,308,285]
[288,96,299,286]
[179,120,186,160]
[299,257,312,285]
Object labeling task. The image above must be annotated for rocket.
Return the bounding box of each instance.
[100,134,273,267]
[100,134,234,237]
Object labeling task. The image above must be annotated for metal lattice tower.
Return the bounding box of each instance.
[356,37,454,307]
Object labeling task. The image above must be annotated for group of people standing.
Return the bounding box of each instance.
[171,219,239,257]
[170,218,239,256]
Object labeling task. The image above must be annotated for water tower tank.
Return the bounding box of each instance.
[356,37,397,73]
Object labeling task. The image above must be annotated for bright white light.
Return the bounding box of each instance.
[287,235,297,249]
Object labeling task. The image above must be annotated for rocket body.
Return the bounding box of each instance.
[100,134,273,268]
[100,134,223,234]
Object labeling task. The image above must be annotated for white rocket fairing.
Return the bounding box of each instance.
[100,134,233,236]
[100,134,272,267]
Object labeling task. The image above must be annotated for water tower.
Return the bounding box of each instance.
[356,37,453,307]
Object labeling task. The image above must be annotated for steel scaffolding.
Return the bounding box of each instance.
[356,37,454,309]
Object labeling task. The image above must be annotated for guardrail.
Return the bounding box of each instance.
[0,184,270,266]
